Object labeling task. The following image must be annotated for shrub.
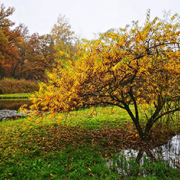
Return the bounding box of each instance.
[0,78,39,94]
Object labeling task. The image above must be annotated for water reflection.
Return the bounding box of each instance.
[0,100,31,110]
[152,134,180,168]
[105,135,180,175]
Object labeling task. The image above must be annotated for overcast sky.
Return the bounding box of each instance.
[3,0,180,40]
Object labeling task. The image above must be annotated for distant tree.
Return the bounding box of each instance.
[5,24,29,78]
[0,2,15,78]
[0,3,28,79]
[21,33,49,80]
[0,28,8,77]
[38,34,56,71]
[51,14,77,63]
[0,4,78,81]
[0,3,15,28]
[30,12,180,139]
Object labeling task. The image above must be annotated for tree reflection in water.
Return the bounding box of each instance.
[105,135,180,176]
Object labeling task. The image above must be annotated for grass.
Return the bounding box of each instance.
[0,99,30,101]
[1,145,119,180]
[0,93,31,98]
[0,93,31,97]
[1,106,180,179]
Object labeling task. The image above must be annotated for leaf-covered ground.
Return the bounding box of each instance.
[1,106,180,179]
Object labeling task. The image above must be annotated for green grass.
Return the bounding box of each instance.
[0,99,30,101]
[1,145,120,180]
[1,106,180,179]
[0,93,31,98]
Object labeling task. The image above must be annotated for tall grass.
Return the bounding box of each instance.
[0,78,39,94]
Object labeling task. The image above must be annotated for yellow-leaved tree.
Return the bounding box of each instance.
[51,14,77,63]
[30,11,180,139]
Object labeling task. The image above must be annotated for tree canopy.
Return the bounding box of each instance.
[51,14,77,63]
[30,11,180,139]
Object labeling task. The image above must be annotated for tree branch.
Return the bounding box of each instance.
[153,107,180,124]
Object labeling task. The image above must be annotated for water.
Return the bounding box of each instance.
[105,134,180,175]
[151,134,180,168]
[0,100,31,110]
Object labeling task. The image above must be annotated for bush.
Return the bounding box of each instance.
[0,78,39,94]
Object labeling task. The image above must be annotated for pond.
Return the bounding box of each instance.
[0,100,32,110]
[105,134,180,176]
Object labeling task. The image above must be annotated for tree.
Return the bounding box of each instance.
[0,2,16,78]
[51,14,77,63]
[0,3,28,79]
[0,3,15,28]
[4,24,29,78]
[0,28,8,77]
[38,34,56,71]
[0,2,56,81]
[30,12,180,139]
[21,33,49,81]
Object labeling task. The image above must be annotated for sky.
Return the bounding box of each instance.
[3,0,180,40]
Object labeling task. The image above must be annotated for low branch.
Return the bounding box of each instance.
[153,107,180,124]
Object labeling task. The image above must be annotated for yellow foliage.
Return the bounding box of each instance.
[27,12,180,139]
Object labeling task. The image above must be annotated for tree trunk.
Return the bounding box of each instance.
[145,120,154,134]
[135,121,145,139]
[125,105,145,139]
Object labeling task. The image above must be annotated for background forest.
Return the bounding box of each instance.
[0,2,77,81]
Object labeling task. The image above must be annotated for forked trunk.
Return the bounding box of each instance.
[145,120,154,134]
[134,122,145,139]
[125,106,145,139]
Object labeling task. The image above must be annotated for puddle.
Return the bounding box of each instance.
[105,134,180,175]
